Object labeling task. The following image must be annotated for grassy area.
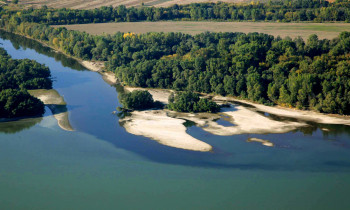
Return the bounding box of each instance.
[56,21,350,40]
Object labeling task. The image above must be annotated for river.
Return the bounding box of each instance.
[0,31,350,209]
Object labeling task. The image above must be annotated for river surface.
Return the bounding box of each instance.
[1,31,350,210]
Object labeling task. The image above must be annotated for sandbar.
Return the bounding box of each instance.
[213,96,350,126]
[120,110,212,152]
[28,89,74,131]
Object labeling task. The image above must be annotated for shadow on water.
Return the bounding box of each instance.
[2,30,350,171]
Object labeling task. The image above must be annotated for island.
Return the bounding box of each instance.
[0,47,52,119]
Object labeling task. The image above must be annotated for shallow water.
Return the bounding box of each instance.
[1,31,350,209]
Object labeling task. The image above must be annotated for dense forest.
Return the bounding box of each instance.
[2,0,350,24]
[0,1,350,115]
[1,18,350,115]
[0,47,52,118]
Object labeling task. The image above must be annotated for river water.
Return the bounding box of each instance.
[0,31,350,209]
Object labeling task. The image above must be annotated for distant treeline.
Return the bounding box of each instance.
[2,0,350,24]
[0,47,52,118]
[1,20,349,115]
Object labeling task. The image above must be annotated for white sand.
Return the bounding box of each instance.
[101,71,117,84]
[28,89,74,131]
[247,138,274,147]
[81,60,105,72]
[169,104,307,136]
[124,86,173,104]
[81,60,117,84]
[121,110,212,152]
[213,96,350,126]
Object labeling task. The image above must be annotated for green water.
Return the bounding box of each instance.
[0,31,350,210]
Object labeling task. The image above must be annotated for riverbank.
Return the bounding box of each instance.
[0,29,118,85]
[120,86,350,151]
[124,86,350,126]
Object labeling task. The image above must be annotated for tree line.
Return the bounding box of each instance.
[2,0,350,24]
[0,47,52,118]
[1,11,350,115]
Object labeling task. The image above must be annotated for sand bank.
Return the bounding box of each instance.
[101,71,117,84]
[28,89,74,131]
[80,60,117,85]
[213,96,350,126]
[120,110,212,152]
[124,86,173,104]
[80,60,105,72]
[169,104,307,136]
[247,138,274,147]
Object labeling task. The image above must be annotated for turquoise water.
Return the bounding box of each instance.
[1,31,350,209]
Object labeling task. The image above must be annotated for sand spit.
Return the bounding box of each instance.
[124,87,173,104]
[120,110,212,152]
[247,138,274,147]
[213,96,350,126]
[28,89,74,131]
[169,105,307,136]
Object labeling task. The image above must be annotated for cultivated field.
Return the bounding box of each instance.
[18,0,245,9]
[56,21,350,40]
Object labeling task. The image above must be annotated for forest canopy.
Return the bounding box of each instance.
[0,3,350,115]
[0,47,52,118]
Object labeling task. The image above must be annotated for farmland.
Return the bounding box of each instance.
[17,0,245,9]
[56,21,350,40]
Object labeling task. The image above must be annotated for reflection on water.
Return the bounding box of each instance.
[0,30,86,71]
[0,117,43,134]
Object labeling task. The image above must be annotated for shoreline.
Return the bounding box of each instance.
[124,86,350,126]
[4,30,349,124]
[0,29,118,84]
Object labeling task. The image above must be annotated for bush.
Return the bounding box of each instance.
[119,90,157,110]
[167,91,220,113]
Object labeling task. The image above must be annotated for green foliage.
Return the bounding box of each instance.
[119,90,156,110]
[1,8,350,115]
[0,47,51,118]
[0,89,44,118]
[167,91,220,113]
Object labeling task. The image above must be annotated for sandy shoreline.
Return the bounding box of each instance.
[121,110,212,152]
[213,96,350,126]
[119,86,350,151]
[124,86,350,126]
[28,89,74,131]
[79,60,117,84]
